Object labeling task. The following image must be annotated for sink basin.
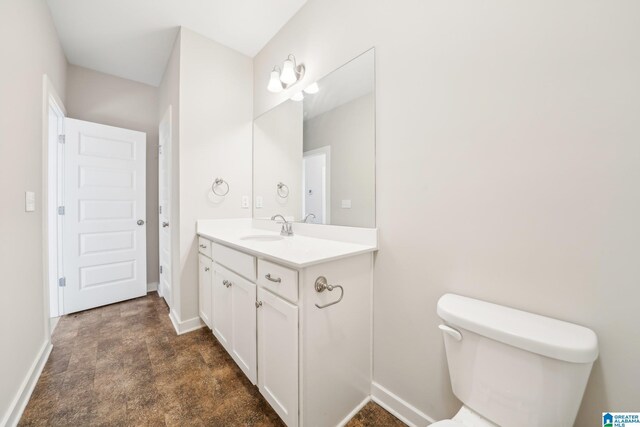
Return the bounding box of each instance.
[240,234,284,242]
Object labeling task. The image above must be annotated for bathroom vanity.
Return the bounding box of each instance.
[196,48,377,426]
[197,219,377,427]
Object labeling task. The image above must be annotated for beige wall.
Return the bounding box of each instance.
[254,1,640,425]
[158,31,182,317]
[177,28,254,321]
[0,0,67,422]
[65,64,160,286]
[304,93,375,228]
[254,100,303,221]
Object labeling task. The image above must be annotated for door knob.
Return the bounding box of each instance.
[162,222,169,228]
[137,219,145,226]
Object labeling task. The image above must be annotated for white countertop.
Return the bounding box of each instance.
[196,219,378,268]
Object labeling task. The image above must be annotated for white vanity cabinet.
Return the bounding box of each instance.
[220,263,258,384]
[211,265,233,351]
[257,286,299,426]
[197,233,373,427]
[198,254,212,328]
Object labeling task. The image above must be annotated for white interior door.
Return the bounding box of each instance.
[158,106,172,306]
[62,118,146,314]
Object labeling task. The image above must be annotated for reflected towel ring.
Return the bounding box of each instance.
[212,178,230,196]
[277,182,289,198]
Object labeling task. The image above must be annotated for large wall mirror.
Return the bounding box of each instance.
[253,48,375,228]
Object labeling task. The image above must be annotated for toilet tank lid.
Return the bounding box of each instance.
[437,294,598,363]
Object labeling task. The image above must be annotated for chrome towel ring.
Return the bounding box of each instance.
[277,182,289,198]
[314,276,344,309]
[212,178,229,196]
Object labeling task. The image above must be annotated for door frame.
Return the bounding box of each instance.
[302,145,331,224]
[42,75,66,334]
[158,105,172,308]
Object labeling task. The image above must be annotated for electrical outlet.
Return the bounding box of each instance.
[256,196,263,208]
[341,199,352,209]
[241,195,249,209]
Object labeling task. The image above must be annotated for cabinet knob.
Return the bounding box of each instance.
[204,267,210,272]
[255,301,263,308]
[199,244,207,248]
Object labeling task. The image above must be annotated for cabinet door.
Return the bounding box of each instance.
[230,276,257,384]
[212,266,232,352]
[257,288,298,427]
[198,254,212,328]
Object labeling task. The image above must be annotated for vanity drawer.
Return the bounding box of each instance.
[258,259,298,304]
[211,242,256,281]
[198,237,212,258]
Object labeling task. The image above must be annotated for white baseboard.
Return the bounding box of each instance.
[338,396,371,427]
[147,281,158,292]
[169,309,205,335]
[1,341,53,427]
[371,382,436,427]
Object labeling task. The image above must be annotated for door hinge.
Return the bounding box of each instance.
[58,134,65,144]
[158,145,163,155]
[58,277,66,287]
[160,265,163,274]
[159,205,162,214]
[57,206,65,215]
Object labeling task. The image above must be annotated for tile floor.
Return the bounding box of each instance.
[19,293,405,426]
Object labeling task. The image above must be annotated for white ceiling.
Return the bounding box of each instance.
[46,0,307,86]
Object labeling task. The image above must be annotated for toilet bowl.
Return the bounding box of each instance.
[435,294,598,427]
[431,406,497,427]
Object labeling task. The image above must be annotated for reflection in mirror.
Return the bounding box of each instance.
[253,48,375,228]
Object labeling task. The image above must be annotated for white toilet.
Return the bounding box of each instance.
[435,294,598,427]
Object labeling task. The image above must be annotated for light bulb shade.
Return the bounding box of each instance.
[303,82,319,94]
[280,59,297,84]
[267,70,283,93]
[291,91,304,101]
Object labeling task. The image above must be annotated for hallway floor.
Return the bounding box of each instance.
[19,293,405,426]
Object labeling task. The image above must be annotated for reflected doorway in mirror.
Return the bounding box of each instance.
[302,146,331,224]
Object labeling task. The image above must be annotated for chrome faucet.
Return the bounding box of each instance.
[302,213,316,223]
[271,214,294,236]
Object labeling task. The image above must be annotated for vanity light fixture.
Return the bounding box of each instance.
[267,54,305,93]
[303,82,319,94]
[280,54,303,84]
[267,66,284,93]
[291,91,304,101]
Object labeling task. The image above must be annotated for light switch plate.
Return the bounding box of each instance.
[25,191,36,212]
[241,195,249,209]
[341,199,352,209]
[256,196,263,208]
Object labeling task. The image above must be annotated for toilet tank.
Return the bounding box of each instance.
[437,294,598,427]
